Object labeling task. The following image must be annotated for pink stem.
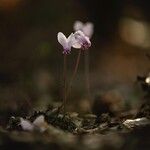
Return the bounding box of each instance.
[66,49,82,98]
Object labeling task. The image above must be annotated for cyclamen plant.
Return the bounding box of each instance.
[74,21,94,102]
[57,26,92,112]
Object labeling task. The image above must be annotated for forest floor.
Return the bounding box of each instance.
[0,101,150,150]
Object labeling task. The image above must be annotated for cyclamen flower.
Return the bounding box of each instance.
[74,21,94,39]
[57,30,91,53]
[20,115,48,132]
[73,30,91,50]
[57,32,75,54]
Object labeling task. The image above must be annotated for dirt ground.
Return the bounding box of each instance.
[0,93,150,150]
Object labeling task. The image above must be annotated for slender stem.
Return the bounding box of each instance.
[84,49,91,98]
[66,49,82,98]
[63,54,67,112]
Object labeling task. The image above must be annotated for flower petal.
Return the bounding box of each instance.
[74,30,91,49]
[83,22,94,38]
[69,32,82,49]
[33,115,45,126]
[20,118,34,131]
[67,33,77,46]
[33,115,48,132]
[73,21,83,31]
[72,42,82,49]
[75,30,85,36]
[67,33,75,44]
[57,32,68,48]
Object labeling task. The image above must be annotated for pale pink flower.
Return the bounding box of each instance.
[74,21,94,39]
[57,32,76,54]
[20,115,48,132]
[73,30,91,50]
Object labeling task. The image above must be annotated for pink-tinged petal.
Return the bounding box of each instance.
[83,22,94,38]
[33,115,45,126]
[73,21,83,31]
[57,32,68,48]
[75,30,85,36]
[67,33,80,48]
[72,42,82,49]
[33,115,48,132]
[20,118,34,131]
[72,31,84,49]
[85,36,91,46]
[67,33,75,46]
[57,32,71,54]
[74,30,91,50]
[67,33,74,41]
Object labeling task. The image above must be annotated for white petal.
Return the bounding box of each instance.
[74,30,85,37]
[85,36,91,44]
[33,115,45,126]
[57,32,68,48]
[67,33,76,46]
[83,22,94,38]
[74,30,91,49]
[67,33,74,43]
[33,115,48,132]
[73,21,84,31]
[20,118,34,131]
[74,30,87,42]
[71,31,83,49]
[72,42,82,49]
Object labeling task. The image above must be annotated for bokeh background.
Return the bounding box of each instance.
[0,0,150,120]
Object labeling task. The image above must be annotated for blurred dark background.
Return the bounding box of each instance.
[0,0,150,118]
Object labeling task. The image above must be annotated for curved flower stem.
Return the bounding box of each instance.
[66,49,82,98]
[84,49,91,99]
[62,54,67,112]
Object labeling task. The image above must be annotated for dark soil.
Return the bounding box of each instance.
[0,101,150,150]
[0,75,150,150]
